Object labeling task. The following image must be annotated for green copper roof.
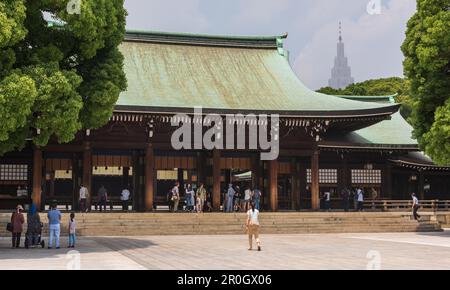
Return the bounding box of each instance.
[321,95,418,149]
[116,31,399,117]
[338,94,397,104]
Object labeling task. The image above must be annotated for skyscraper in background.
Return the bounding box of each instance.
[328,22,354,89]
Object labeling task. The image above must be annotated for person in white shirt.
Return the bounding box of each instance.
[411,192,421,221]
[120,186,131,211]
[79,185,89,212]
[357,188,364,211]
[244,187,252,212]
[323,191,331,211]
[246,202,261,251]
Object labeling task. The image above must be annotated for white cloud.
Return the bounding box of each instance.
[293,0,416,89]
[125,0,208,32]
[231,0,292,26]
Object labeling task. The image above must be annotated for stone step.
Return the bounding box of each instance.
[0,212,442,237]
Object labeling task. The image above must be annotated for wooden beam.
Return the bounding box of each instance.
[213,149,221,211]
[311,150,320,210]
[269,159,278,211]
[145,144,154,211]
[32,147,42,210]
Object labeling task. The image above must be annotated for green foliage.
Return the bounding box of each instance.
[402,0,450,165]
[0,0,127,155]
[423,99,450,165]
[317,77,413,119]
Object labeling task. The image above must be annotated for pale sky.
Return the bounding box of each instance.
[124,0,416,89]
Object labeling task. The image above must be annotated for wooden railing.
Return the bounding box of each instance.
[363,200,450,211]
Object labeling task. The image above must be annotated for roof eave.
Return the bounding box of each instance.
[114,103,400,119]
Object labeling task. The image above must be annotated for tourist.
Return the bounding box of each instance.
[79,184,89,212]
[97,185,108,212]
[244,186,252,212]
[246,202,261,251]
[371,188,378,200]
[47,203,61,249]
[10,205,25,248]
[357,188,364,211]
[226,184,235,212]
[234,186,242,212]
[323,190,331,211]
[185,184,195,212]
[252,188,262,211]
[340,187,350,212]
[25,203,43,248]
[196,183,206,212]
[352,189,358,210]
[172,182,180,212]
[120,186,131,211]
[68,213,76,248]
[412,193,421,221]
[167,188,174,211]
[205,192,213,212]
[195,191,202,213]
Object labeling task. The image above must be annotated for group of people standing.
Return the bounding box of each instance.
[337,187,368,212]
[168,182,212,213]
[8,203,76,249]
[78,184,131,212]
[225,184,261,213]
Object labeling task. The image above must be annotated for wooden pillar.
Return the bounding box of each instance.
[269,159,278,211]
[212,149,221,210]
[132,151,140,211]
[123,167,130,189]
[338,155,349,195]
[251,155,261,190]
[311,150,320,210]
[382,163,392,199]
[82,142,92,209]
[298,161,306,210]
[291,158,299,210]
[197,152,206,185]
[72,155,80,210]
[145,144,154,211]
[32,147,42,210]
[418,171,425,200]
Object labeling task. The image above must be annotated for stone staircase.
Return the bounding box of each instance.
[0,212,442,237]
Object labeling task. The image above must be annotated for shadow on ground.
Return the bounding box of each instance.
[0,237,157,260]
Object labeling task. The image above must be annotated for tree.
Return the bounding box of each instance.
[0,0,127,155]
[317,77,413,119]
[402,0,450,165]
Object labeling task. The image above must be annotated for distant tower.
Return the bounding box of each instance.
[328,22,354,89]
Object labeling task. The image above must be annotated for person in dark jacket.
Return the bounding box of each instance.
[11,205,25,248]
[340,187,350,212]
[26,203,43,248]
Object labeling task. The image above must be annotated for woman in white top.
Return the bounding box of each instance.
[244,187,252,212]
[246,202,261,251]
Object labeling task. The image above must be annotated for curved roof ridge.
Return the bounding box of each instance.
[125,30,288,48]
